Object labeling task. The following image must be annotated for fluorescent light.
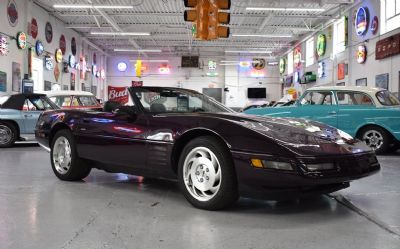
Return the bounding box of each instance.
[219,63,239,66]
[220,60,239,63]
[232,34,292,38]
[91,32,150,36]
[268,62,279,65]
[129,60,169,63]
[246,7,325,12]
[225,50,273,54]
[114,49,162,52]
[53,4,134,9]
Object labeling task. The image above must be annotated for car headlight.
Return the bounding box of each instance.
[251,159,293,171]
[338,129,353,140]
[305,163,335,171]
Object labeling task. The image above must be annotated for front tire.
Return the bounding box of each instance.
[359,126,390,154]
[50,129,91,181]
[0,121,17,148]
[178,136,238,210]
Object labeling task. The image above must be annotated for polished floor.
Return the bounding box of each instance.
[0,144,399,249]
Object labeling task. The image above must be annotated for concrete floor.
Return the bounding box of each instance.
[0,144,399,249]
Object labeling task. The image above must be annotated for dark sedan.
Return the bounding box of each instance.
[35,87,380,210]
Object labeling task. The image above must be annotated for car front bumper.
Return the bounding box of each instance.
[231,151,380,200]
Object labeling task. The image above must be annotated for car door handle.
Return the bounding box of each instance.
[24,114,33,117]
[328,111,337,115]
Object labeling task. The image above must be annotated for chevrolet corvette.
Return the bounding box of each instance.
[35,87,380,210]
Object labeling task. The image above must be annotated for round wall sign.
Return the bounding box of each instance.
[7,0,18,27]
[59,35,66,54]
[71,37,76,55]
[252,58,265,70]
[69,55,76,68]
[279,58,286,74]
[35,40,44,56]
[356,45,367,64]
[370,16,378,35]
[55,48,63,63]
[16,32,27,49]
[316,34,326,56]
[31,18,38,39]
[44,56,54,70]
[355,7,369,36]
[45,22,53,43]
[117,62,127,72]
[0,36,9,56]
[293,47,302,69]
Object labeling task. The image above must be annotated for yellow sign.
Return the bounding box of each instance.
[55,48,63,63]
[136,59,142,77]
[287,88,296,94]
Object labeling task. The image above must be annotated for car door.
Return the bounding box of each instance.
[336,91,376,136]
[294,90,339,128]
[21,98,42,134]
[75,98,149,172]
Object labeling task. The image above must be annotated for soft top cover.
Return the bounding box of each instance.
[0,93,47,110]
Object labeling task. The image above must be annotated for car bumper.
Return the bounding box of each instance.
[231,151,380,200]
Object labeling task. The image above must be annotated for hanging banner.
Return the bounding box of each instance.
[108,86,129,104]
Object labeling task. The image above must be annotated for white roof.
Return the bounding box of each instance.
[40,91,95,97]
[307,86,385,94]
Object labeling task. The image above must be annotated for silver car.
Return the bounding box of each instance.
[0,93,58,147]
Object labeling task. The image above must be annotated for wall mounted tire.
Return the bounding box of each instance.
[50,129,91,181]
[178,136,238,210]
[358,126,390,155]
[0,121,17,148]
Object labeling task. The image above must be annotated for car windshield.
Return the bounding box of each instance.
[376,91,400,106]
[27,96,57,110]
[77,96,99,106]
[134,88,234,113]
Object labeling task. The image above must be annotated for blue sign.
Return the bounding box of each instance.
[35,40,44,56]
[355,7,369,36]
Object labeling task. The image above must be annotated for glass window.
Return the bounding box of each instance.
[381,0,400,34]
[300,91,333,106]
[135,88,233,113]
[376,90,400,106]
[336,92,374,106]
[0,96,10,105]
[306,38,314,67]
[333,16,347,55]
[50,96,72,107]
[77,96,99,106]
[71,97,80,107]
[23,97,54,111]
[287,51,293,75]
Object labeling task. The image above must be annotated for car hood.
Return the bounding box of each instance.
[203,112,372,156]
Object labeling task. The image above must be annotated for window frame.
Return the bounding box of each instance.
[381,0,400,34]
[306,37,315,67]
[299,91,336,106]
[335,91,376,106]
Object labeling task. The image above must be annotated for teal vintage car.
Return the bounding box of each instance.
[244,86,400,154]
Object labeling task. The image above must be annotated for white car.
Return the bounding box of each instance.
[43,91,102,110]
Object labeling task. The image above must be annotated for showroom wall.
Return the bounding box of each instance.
[280,0,400,97]
[0,0,107,97]
[106,55,280,108]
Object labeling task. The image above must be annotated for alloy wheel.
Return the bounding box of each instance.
[182,147,222,202]
[52,136,72,174]
[363,130,384,150]
[0,125,12,145]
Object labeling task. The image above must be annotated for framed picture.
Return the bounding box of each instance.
[0,71,6,92]
[336,82,345,86]
[356,78,367,86]
[12,62,21,92]
[44,81,52,91]
[375,73,389,90]
[63,85,69,90]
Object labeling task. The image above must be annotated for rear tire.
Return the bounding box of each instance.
[0,121,17,148]
[178,136,238,210]
[50,129,91,181]
[358,126,390,154]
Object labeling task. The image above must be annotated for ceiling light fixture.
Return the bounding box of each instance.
[232,34,292,38]
[129,60,169,63]
[53,4,134,9]
[225,50,273,54]
[114,49,162,52]
[91,32,150,36]
[246,7,325,12]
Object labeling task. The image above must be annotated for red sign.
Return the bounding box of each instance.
[132,81,143,87]
[376,33,400,60]
[337,63,345,80]
[59,35,66,54]
[31,18,38,39]
[108,86,129,104]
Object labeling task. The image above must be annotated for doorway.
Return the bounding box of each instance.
[31,57,43,92]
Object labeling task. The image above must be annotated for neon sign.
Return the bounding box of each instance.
[317,34,326,56]
[35,40,44,56]
[158,65,170,74]
[250,69,265,78]
[293,47,302,69]
[68,55,75,68]
[55,48,63,63]
[44,56,54,70]
[208,60,217,70]
[0,36,9,56]
[279,58,286,74]
[318,61,326,78]
[370,16,378,35]
[239,61,251,68]
[356,45,367,64]
[117,62,127,72]
[16,32,27,49]
[355,7,369,36]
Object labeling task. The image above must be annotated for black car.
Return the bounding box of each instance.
[35,87,380,210]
